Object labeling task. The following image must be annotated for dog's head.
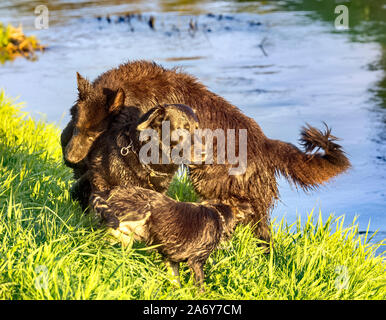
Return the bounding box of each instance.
[63,73,125,164]
[136,104,203,165]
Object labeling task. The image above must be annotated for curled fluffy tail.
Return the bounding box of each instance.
[267,123,351,190]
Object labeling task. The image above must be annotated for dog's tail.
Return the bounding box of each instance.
[265,123,351,190]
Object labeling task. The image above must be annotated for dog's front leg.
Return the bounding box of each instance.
[188,259,205,292]
[70,171,92,212]
[89,191,120,229]
[87,170,120,227]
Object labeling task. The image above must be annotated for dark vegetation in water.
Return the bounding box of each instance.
[0,23,45,64]
[95,11,262,37]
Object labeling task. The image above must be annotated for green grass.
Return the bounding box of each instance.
[0,91,385,300]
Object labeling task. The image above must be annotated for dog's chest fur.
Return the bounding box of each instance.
[87,110,175,193]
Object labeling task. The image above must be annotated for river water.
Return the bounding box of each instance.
[0,0,385,250]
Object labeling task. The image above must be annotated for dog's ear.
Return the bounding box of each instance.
[108,88,125,113]
[76,72,92,100]
[137,106,165,131]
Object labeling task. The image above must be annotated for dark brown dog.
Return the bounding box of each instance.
[92,185,236,288]
[77,102,229,288]
[68,101,201,217]
[84,103,200,199]
[61,73,199,208]
[61,61,351,248]
[63,73,126,165]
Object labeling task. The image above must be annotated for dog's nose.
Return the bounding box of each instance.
[65,144,85,164]
[65,153,80,164]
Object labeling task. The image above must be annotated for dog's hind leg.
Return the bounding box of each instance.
[246,205,271,254]
[70,172,92,212]
[165,260,181,287]
[188,259,205,291]
[252,218,271,254]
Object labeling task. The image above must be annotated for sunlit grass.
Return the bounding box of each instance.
[0,91,385,300]
[0,23,45,64]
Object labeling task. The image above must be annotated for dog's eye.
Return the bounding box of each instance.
[184,124,190,131]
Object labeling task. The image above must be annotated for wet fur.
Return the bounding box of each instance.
[85,104,199,197]
[61,60,351,247]
[92,186,236,287]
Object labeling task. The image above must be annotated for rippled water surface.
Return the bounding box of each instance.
[0,0,385,249]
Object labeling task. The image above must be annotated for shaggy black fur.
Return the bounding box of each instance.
[61,61,351,250]
[84,103,200,196]
[92,186,236,288]
[75,103,231,288]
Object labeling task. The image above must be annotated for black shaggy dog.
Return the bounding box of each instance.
[65,98,202,215]
[86,102,200,196]
[61,61,351,249]
[69,101,231,288]
[92,186,236,288]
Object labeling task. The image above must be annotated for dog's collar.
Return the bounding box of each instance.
[120,141,133,157]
